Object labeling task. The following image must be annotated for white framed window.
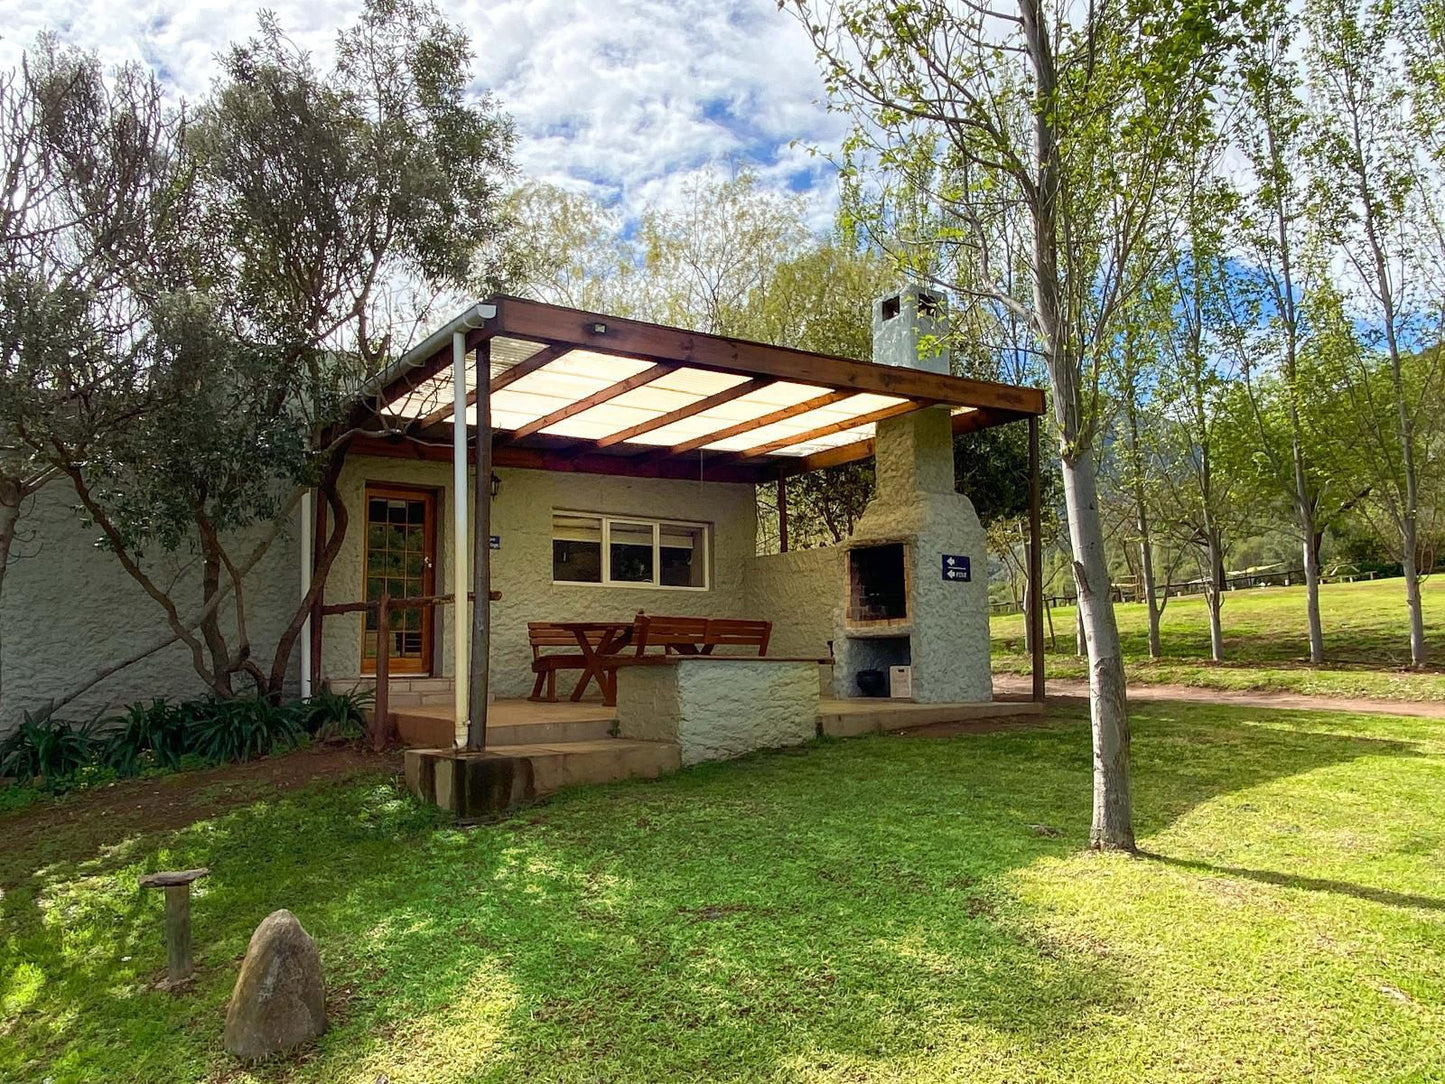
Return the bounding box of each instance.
[552,510,710,590]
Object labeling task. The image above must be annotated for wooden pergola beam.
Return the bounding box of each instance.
[505,361,677,442]
[493,295,1046,415]
[665,390,854,457]
[777,405,1028,475]
[734,400,934,459]
[348,433,770,484]
[592,377,771,449]
[415,343,568,429]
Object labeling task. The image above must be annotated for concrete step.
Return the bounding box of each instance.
[818,699,1045,738]
[330,676,455,697]
[391,710,614,748]
[486,738,680,795]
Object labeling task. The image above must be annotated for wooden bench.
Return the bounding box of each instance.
[528,621,632,701]
[630,615,772,656]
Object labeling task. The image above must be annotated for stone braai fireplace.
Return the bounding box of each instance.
[847,542,909,627]
[830,285,993,703]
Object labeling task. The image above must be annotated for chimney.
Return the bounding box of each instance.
[830,286,992,705]
[872,283,950,374]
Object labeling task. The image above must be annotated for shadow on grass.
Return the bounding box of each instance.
[0,702,1433,1081]
[1138,852,1445,913]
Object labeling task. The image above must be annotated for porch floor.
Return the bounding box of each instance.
[390,695,1044,749]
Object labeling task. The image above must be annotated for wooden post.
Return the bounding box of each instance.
[138,868,209,986]
[309,491,327,691]
[372,594,390,751]
[1028,416,1046,703]
[777,470,789,553]
[468,340,492,752]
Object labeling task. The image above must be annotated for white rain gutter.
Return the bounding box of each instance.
[299,490,313,698]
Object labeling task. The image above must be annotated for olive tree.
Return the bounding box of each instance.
[0,40,189,713]
[45,0,517,705]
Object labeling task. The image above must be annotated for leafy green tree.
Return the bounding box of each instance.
[792,0,1232,848]
[1306,0,1431,664]
[0,40,189,714]
[44,0,518,703]
[1222,0,1334,662]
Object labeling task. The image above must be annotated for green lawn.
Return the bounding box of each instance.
[993,576,1445,701]
[4,705,1444,1082]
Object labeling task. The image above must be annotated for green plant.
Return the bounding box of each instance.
[0,710,101,782]
[295,687,372,741]
[188,697,305,764]
[101,699,197,776]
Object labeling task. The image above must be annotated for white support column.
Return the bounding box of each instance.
[299,490,313,699]
[452,331,470,748]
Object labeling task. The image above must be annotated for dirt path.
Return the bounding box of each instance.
[0,744,400,886]
[992,673,1445,719]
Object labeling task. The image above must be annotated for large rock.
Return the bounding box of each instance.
[223,909,326,1060]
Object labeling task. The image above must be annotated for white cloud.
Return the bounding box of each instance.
[0,0,846,229]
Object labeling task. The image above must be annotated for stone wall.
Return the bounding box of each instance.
[615,658,819,766]
[1,484,301,731]
[322,456,761,699]
[743,545,843,659]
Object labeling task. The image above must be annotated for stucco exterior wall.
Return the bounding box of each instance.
[615,658,819,766]
[322,456,760,699]
[1,484,301,731]
[743,546,843,659]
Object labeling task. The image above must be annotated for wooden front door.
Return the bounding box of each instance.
[362,485,437,675]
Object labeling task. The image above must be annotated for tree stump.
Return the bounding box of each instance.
[138,867,210,987]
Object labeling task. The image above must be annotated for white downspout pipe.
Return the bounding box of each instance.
[299,489,312,699]
[452,330,470,748]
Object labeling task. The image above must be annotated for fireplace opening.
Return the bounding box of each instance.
[848,543,908,625]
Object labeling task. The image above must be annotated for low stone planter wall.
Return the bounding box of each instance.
[614,657,821,766]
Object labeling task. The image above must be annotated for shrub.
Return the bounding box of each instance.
[0,710,101,783]
[188,696,306,763]
[295,687,372,741]
[102,698,197,776]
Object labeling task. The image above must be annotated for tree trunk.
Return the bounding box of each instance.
[1204,527,1225,663]
[1135,485,1161,660]
[1061,449,1135,851]
[1022,0,1132,850]
[1301,526,1324,666]
[0,476,20,713]
[265,454,350,698]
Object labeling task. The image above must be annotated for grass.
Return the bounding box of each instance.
[993,576,1445,701]
[3,705,1444,1082]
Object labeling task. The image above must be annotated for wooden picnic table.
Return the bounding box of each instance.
[551,620,635,704]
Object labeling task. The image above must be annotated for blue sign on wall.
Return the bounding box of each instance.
[490,535,500,550]
[941,554,971,582]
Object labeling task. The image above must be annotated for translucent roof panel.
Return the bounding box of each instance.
[385,336,547,421]
[541,369,752,441]
[627,382,837,447]
[771,421,880,457]
[703,392,909,454]
[475,351,656,431]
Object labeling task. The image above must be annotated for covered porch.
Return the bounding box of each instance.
[302,289,1049,773]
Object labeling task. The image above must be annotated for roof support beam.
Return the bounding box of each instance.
[493,295,1045,414]
[733,400,935,459]
[415,343,568,429]
[505,362,677,442]
[592,377,771,449]
[777,404,1030,475]
[664,390,855,457]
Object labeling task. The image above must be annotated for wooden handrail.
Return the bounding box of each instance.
[320,590,500,618]
[320,589,502,750]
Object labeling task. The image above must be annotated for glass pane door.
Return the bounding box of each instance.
[362,486,436,674]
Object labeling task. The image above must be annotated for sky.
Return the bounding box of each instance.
[0,0,848,232]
